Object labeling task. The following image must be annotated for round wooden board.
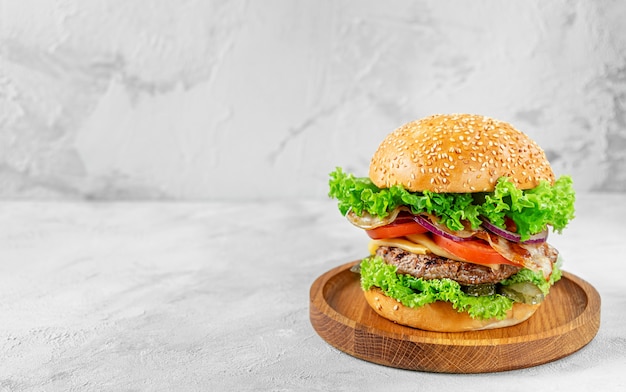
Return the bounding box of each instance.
[310,260,601,373]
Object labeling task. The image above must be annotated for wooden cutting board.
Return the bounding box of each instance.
[310,260,600,373]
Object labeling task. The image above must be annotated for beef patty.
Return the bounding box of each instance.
[375,246,522,285]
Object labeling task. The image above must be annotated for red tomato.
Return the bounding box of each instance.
[432,234,516,266]
[365,217,428,239]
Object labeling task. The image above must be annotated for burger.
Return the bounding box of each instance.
[328,114,575,332]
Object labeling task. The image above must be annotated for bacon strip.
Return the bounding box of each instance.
[476,231,556,279]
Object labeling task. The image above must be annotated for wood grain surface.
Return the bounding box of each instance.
[310,261,601,373]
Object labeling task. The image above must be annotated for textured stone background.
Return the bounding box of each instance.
[1,0,625,200]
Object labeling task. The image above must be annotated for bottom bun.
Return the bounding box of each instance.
[364,288,541,332]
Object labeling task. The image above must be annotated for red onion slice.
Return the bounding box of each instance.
[481,217,548,244]
[413,214,474,242]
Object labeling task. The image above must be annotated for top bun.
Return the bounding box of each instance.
[369,114,555,193]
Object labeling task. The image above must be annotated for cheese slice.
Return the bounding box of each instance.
[369,233,461,260]
[405,233,465,261]
[368,237,429,256]
[368,233,501,270]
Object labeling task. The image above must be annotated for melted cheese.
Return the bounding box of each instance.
[368,233,462,260]
[368,237,429,256]
[405,233,464,261]
[369,233,501,270]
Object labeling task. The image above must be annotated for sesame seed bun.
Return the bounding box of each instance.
[369,114,555,193]
[364,288,540,332]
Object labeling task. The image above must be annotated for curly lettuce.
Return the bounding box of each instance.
[328,167,575,241]
[360,256,562,320]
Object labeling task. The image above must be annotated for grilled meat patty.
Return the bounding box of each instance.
[375,246,522,285]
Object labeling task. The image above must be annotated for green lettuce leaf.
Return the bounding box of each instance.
[328,167,575,241]
[480,176,576,240]
[360,256,561,320]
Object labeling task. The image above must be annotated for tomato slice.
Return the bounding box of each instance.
[432,234,516,266]
[365,216,429,239]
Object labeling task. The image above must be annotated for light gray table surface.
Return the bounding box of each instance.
[1,194,624,391]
